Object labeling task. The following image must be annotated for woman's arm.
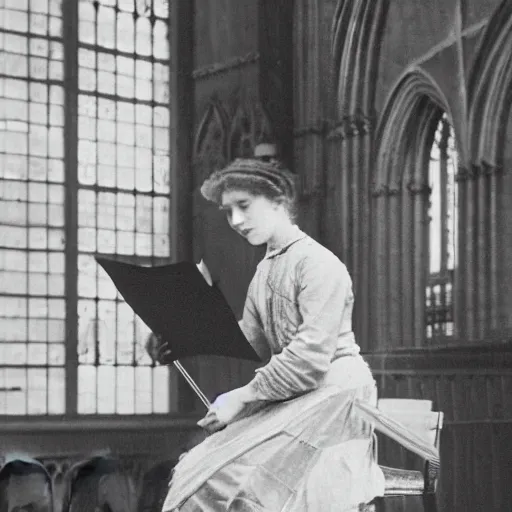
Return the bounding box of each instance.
[198,256,351,432]
[241,253,352,402]
[197,288,269,433]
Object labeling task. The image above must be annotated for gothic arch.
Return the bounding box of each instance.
[457,0,512,339]
[468,0,512,167]
[374,68,449,192]
[227,100,274,161]
[370,69,451,347]
[193,94,275,179]
[64,456,139,512]
[0,455,52,511]
[332,0,390,118]
[193,100,229,182]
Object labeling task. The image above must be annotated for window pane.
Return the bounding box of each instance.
[0,0,65,415]
[77,0,171,415]
[426,114,458,340]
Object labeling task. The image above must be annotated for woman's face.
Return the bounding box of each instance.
[220,190,281,246]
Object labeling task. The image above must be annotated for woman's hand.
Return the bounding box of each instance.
[197,386,253,434]
[155,339,173,364]
[145,334,173,365]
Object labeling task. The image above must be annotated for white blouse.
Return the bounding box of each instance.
[239,228,360,402]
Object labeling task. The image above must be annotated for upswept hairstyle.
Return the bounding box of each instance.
[200,158,298,220]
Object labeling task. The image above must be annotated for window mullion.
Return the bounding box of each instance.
[63,0,79,416]
[439,118,449,276]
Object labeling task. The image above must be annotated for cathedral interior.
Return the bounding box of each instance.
[1,0,512,510]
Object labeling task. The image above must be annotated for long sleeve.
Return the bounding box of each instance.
[246,253,352,402]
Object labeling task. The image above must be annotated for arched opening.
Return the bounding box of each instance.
[371,70,456,347]
[463,0,512,339]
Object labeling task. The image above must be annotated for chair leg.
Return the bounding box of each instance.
[422,492,438,512]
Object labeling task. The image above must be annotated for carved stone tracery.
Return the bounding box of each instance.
[193,92,275,182]
[228,100,274,161]
[193,99,229,183]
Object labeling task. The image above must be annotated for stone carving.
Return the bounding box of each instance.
[0,457,52,512]
[193,99,229,182]
[194,92,275,181]
[0,454,176,512]
[228,100,274,161]
[327,113,374,140]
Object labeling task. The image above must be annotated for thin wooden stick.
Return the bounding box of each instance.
[173,360,211,409]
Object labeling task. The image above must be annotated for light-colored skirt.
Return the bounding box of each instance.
[162,355,385,511]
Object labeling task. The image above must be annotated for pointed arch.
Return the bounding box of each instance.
[370,68,455,348]
[0,455,52,512]
[468,0,512,167]
[193,100,229,181]
[459,0,512,339]
[332,0,390,118]
[64,456,138,512]
[374,68,450,191]
[227,99,274,161]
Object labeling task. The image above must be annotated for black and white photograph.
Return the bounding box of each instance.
[0,0,511,510]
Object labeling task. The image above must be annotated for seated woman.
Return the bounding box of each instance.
[161,157,385,511]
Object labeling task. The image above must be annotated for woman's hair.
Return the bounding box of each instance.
[200,158,298,220]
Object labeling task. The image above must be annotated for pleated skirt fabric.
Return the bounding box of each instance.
[162,355,385,512]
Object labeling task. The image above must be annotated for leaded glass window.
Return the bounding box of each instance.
[426,113,458,339]
[0,0,173,415]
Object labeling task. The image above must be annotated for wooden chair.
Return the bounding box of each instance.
[355,398,443,512]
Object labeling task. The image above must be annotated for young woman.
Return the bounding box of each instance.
[162,157,384,511]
